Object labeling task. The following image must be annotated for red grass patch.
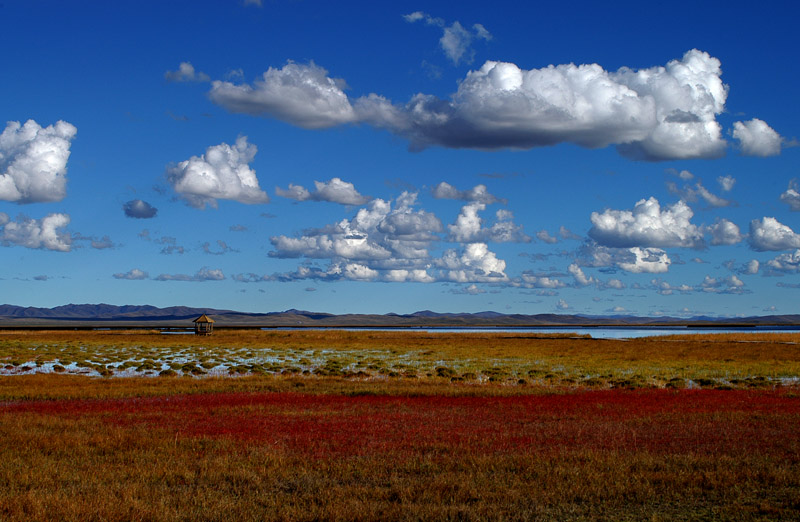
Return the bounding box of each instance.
[4,389,799,460]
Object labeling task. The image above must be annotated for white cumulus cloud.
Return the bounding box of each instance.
[164,62,210,83]
[732,118,782,157]
[700,274,746,294]
[717,175,735,192]
[154,267,225,282]
[208,62,356,129]
[210,50,750,161]
[0,213,72,251]
[707,219,742,246]
[438,242,508,282]
[618,247,671,273]
[780,180,800,211]
[113,268,149,280]
[766,250,800,274]
[0,120,77,203]
[431,182,504,204]
[536,230,558,244]
[276,177,370,205]
[589,197,703,248]
[166,136,269,208]
[748,217,800,251]
[448,203,529,243]
[568,263,596,286]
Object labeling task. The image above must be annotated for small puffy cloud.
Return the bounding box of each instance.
[382,269,434,283]
[230,224,247,232]
[89,236,115,250]
[766,250,800,274]
[748,217,800,251]
[402,11,428,23]
[780,180,800,211]
[0,213,71,251]
[700,274,746,294]
[123,199,158,219]
[166,136,269,208]
[589,197,703,248]
[209,62,356,129]
[448,202,486,242]
[448,203,529,243]
[518,272,567,289]
[113,268,149,280]
[732,118,782,157]
[618,247,671,273]
[707,218,742,246]
[650,278,693,295]
[579,242,672,275]
[666,180,730,208]
[269,195,438,262]
[451,284,486,295]
[556,299,570,310]
[694,183,730,207]
[440,21,490,65]
[164,62,209,83]
[745,259,760,274]
[154,267,225,282]
[0,120,77,203]
[559,226,582,240]
[665,168,695,181]
[536,230,558,244]
[342,263,379,281]
[154,236,185,255]
[202,240,236,255]
[568,264,624,290]
[438,242,508,282]
[718,175,735,192]
[431,182,505,204]
[404,12,491,65]
[568,263,596,286]
[276,177,370,205]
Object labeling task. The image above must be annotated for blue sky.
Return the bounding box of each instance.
[1,0,799,317]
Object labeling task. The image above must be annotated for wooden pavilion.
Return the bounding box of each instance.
[193,314,215,335]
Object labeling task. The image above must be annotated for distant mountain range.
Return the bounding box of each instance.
[1,303,799,328]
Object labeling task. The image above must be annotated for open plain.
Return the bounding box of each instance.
[1,330,799,520]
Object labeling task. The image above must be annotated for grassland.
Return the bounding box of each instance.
[1,329,799,390]
[1,330,799,520]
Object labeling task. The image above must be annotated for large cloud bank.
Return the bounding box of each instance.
[208,50,778,161]
[0,120,77,203]
[166,136,269,208]
[261,190,527,284]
